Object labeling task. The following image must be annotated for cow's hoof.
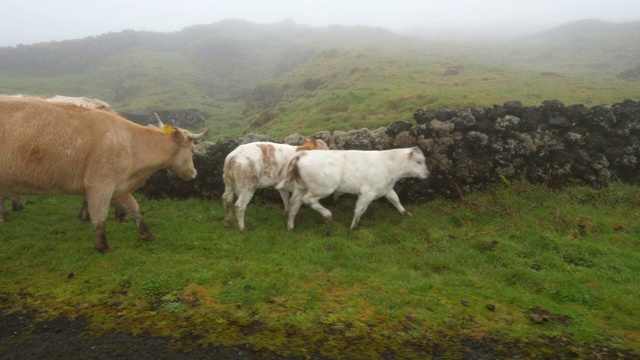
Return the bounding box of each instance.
[96,246,114,254]
[403,211,413,217]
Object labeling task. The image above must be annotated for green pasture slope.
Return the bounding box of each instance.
[1,182,639,357]
[1,20,640,357]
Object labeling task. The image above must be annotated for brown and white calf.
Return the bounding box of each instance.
[222,138,329,231]
[277,147,429,230]
[0,95,208,253]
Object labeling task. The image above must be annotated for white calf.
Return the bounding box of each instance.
[222,138,329,231]
[277,147,429,230]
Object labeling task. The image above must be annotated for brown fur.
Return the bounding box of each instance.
[0,95,208,252]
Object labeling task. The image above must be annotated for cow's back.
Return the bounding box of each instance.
[0,96,132,195]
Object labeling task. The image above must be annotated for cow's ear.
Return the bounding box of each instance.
[171,128,188,142]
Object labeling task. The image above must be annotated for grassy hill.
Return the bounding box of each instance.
[1,19,640,358]
[0,19,639,139]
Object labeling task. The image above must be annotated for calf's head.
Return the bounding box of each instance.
[297,137,329,151]
[405,147,430,179]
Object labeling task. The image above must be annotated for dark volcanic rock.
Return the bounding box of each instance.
[138,99,640,202]
[413,108,433,125]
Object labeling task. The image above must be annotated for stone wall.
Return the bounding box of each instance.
[139,99,640,203]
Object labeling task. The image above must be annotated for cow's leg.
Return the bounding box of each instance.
[11,197,24,212]
[86,192,112,253]
[350,193,377,230]
[286,189,305,231]
[384,189,412,217]
[114,205,127,222]
[234,190,255,232]
[114,193,154,241]
[77,200,90,221]
[0,197,8,222]
[222,185,236,228]
[78,200,127,222]
[277,188,290,212]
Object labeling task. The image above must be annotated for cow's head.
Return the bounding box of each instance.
[165,125,209,180]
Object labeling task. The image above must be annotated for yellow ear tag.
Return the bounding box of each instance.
[162,124,176,134]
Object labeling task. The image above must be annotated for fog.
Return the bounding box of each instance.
[1,0,639,47]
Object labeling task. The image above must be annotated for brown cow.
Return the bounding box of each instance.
[4,95,119,221]
[0,96,208,253]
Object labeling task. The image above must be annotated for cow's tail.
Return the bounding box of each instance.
[276,153,303,190]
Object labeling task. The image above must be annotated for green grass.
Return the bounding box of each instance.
[1,182,639,357]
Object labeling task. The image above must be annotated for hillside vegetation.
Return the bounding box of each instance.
[1,19,640,358]
[0,19,639,139]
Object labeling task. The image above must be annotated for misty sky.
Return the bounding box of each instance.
[1,0,639,47]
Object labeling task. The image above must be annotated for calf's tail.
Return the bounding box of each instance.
[276,153,303,190]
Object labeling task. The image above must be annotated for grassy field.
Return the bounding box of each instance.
[243,49,640,138]
[1,181,639,357]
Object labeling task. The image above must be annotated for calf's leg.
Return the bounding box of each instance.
[304,193,333,224]
[350,193,377,230]
[286,190,305,231]
[384,190,412,217]
[222,185,236,228]
[234,189,256,232]
[277,188,291,212]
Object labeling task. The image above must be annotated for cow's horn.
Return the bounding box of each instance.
[153,112,164,128]
[188,127,210,140]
